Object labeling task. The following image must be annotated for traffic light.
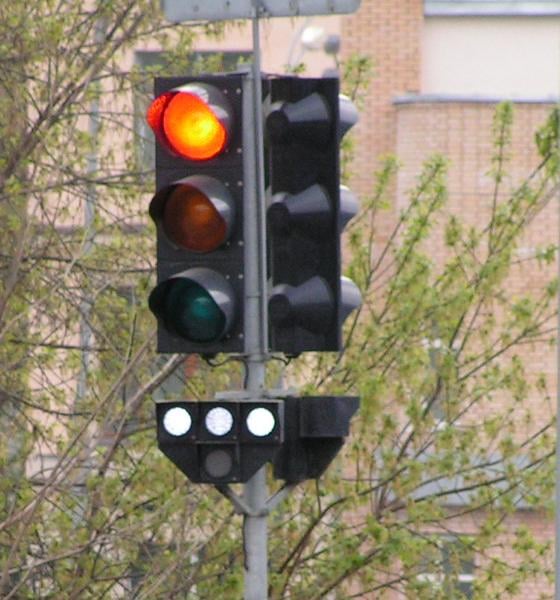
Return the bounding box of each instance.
[146,76,244,354]
[273,396,359,483]
[266,77,362,354]
[156,400,284,483]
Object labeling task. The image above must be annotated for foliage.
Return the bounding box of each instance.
[0,1,557,598]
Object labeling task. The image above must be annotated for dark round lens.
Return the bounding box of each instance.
[164,279,225,343]
[204,449,233,479]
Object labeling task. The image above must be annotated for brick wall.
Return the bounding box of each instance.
[342,0,424,195]
[396,100,557,438]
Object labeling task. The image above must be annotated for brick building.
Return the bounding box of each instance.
[347,2,557,597]
[341,2,557,597]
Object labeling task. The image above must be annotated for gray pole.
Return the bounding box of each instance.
[544,30,560,598]
[242,5,269,599]
[77,21,102,406]
[555,89,560,599]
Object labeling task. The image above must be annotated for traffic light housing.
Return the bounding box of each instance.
[157,396,358,485]
[146,74,361,356]
[266,77,362,354]
[146,76,244,354]
[156,400,284,484]
[273,396,359,484]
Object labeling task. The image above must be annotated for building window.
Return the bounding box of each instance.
[416,535,475,598]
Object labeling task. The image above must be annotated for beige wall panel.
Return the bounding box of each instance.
[423,16,560,99]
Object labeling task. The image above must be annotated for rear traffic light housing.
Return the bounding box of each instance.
[266,77,361,354]
[273,396,359,484]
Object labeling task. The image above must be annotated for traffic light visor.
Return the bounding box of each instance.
[146,83,232,160]
[267,92,332,146]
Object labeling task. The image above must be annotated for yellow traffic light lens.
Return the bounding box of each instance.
[162,184,227,252]
[163,92,227,161]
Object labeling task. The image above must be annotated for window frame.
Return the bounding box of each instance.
[416,534,475,598]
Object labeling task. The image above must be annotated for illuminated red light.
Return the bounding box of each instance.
[164,93,227,160]
[146,92,174,142]
[146,84,231,161]
[162,184,227,252]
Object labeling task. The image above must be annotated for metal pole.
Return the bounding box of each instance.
[555,30,560,598]
[555,68,560,598]
[77,19,103,406]
[242,4,269,599]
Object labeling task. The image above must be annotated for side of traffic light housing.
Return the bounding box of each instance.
[273,396,359,483]
[146,76,244,354]
[156,400,284,484]
[266,77,362,354]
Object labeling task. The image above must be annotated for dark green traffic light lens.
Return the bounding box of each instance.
[167,278,225,342]
[154,278,226,343]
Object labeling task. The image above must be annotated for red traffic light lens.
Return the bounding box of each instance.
[162,183,227,252]
[164,92,227,160]
[146,91,174,143]
[146,84,232,161]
